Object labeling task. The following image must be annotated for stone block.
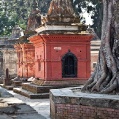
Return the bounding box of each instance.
[50,87,119,119]
[12,81,22,87]
[0,114,13,119]
[13,88,49,99]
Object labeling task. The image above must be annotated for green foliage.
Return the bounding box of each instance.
[73,0,103,38]
[0,0,30,36]
[0,0,102,38]
[91,2,103,38]
[0,0,51,36]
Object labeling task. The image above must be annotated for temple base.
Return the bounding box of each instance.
[13,79,85,99]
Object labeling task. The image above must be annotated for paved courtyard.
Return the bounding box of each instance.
[8,90,50,119]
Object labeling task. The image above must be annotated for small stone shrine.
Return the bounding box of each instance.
[0,26,24,79]
[0,25,24,89]
[14,0,41,78]
[13,0,93,99]
[12,0,40,91]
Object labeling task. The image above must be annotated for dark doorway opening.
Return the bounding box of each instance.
[62,51,77,78]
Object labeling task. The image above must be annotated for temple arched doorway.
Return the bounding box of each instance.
[62,51,77,78]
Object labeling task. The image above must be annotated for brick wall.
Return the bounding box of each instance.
[91,52,99,73]
[51,103,119,119]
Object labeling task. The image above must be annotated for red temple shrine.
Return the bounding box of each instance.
[29,34,92,83]
[15,0,93,86]
[14,43,35,78]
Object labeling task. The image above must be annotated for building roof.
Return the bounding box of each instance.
[35,0,89,34]
[9,25,24,40]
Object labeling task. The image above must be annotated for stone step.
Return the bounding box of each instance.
[0,84,13,90]
[22,82,79,94]
[12,80,22,87]
[13,88,49,99]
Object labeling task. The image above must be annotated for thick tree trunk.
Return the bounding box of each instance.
[81,0,119,94]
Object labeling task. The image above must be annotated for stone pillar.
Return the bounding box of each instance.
[2,49,17,78]
[3,68,11,85]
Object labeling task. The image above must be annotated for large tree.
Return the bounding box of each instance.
[82,0,119,94]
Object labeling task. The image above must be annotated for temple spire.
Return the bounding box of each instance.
[26,0,41,31]
[47,0,80,23]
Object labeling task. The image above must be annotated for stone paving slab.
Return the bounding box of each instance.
[0,114,13,119]
[8,90,51,119]
[0,99,47,119]
[1,97,23,104]
[14,114,46,119]
[15,104,37,114]
[0,106,16,114]
[0,87,48,119]
[0,86,13,97]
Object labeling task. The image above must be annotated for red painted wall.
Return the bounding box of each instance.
[29,34,92,81]
[14,43,35,78]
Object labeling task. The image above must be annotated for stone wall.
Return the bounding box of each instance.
[0,52,3,76]
[2,49,17,78]
[51,103,119,119]
[90,40,101,73]
[50,88,119,119]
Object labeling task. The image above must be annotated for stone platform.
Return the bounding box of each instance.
[13,87,49,99]
[0,84,14,90]
[50,86,119,119]
[0,80,22,90]
[13,82,81,99]
[0,79,30,90]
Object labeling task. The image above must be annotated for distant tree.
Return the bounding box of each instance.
[0,0,51,36]
[72,0,103,38]
[0,0,31,36]
[0,0,102,37]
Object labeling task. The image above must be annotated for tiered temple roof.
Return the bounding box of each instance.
[47,0,80,24]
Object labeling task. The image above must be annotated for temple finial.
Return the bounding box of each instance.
[27,0,41,31]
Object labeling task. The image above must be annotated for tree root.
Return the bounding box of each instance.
[100,71,111,90]
[81,71,96,92]
[91,74,106,92]
[100,80,117,94]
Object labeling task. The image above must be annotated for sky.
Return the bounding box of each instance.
[80,2,94,25]
[83,12,93,25]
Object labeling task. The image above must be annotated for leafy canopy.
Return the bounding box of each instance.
[0,0,102,38]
